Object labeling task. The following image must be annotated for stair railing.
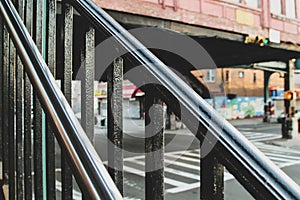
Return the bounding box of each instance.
[0,0,122,199]
[0,0,300,199]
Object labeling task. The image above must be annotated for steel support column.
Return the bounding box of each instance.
[282,59,296,138]
[263,71,272,122]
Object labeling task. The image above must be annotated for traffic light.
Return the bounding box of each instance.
[284,90,295,100]
[244,35,270,46]
[255,36,269,46]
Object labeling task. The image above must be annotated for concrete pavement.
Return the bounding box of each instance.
[174,117,300,148]
[228,118,300,151]
[97,117,300,150]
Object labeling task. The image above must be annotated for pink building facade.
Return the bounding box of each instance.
[94,0,300,45]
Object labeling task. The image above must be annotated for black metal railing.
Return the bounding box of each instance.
[0,0,122,199]
[0,0,300,199]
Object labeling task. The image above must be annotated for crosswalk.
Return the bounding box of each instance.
[123,131,300,194]
[54,131,300,198]
[240,131,281,142]
[254,143,300,168]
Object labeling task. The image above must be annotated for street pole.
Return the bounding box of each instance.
[263,71,271,122]
[282,59,297,139]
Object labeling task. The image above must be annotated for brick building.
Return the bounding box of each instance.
[194,68,286,97]
[95,0,300,99]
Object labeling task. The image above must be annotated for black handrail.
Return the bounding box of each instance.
[67,0,300,199]
[0,0,123,199]
[2,0,300,198]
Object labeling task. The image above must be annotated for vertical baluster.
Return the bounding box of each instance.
[15,56,24,200]
[16,57,24,200]
[23,72,32,200]
[45,0,56,199]
[61,3,73,200]
[107,57,124,195]
[24,0,33,199]
[2,27,9,184]
[0,21,6,197]
[81,27,95,143]
[32,86,43,199]
[16,1,25,199]
[8,39,16,200]
[33,0,44,198]
[80,26,95,200]
[0,17,3,167]
[145,89,164,200]
[200,149,224,199]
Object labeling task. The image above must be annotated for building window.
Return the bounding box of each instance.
[253,72,256,83]
[206,69,216,82]
[238,71,244,78]
[286,0,296,18]
[270,0,282,15]
[225,70,230,82]
[271,0,297,18]
[245,0,259,8]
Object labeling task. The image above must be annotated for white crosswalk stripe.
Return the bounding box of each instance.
[254,143,300,168]
[122,131,300,194]
[240,131,281,142]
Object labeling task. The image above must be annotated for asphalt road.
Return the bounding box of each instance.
[55,119,300,199]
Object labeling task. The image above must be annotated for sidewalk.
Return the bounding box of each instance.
[164,117,300,151]
[98,117,300,151]
[228,118,300,151]
[228,118,265,126]
[267,136,300,151]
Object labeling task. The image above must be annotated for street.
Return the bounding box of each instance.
[55,118,300,199]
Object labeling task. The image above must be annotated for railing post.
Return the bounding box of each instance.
[107,57,124,195]
[32,0,45,198]
[33,87,43,199]
[0,12,3,166]
[81,27,95,143]
[45,0,57,199]
[145,88,164,200]
[61,3,73,200]
[23,69,33,200]
[2,27,9,185]
[201,149,224,199]
[15,1,25,199]
[24,0,33,199]
[16,56,24,200]
[80,25,95,199]
[8,37,16,200]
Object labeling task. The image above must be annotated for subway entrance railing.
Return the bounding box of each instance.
[1,0,300,199]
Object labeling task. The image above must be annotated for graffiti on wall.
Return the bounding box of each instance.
[206,96,264,120]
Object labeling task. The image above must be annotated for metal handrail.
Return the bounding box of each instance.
[2,0,300,198]
[67,0,300,199]
[0,0,122,199]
